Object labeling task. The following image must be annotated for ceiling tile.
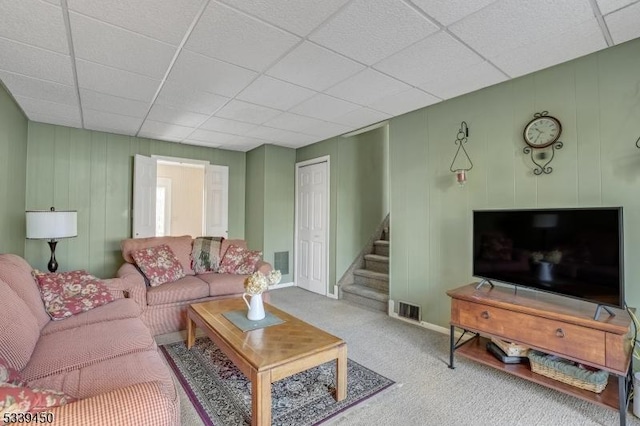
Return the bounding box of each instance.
[449,0,594,59]
[491,19,607,78]
[185,2,300,71]
[267,42,365,91]
[418,61,506,99]
[368,88,440,116]
[155,81,230,115]
[298,121,352,138]
[225,135,271,151]
[147,104,209,128]
[214,100,282,124]
[0,0,68,54]
[263,112,326,133]
[139,120,195,140]
[80,89,149,118]
[199,117,257,135]
[187,129,238,144]
[66,0,203,46]
[605,2,640,44]
[28,112,81,128]
[596,0,637,15]
[76,59,160,102]
[220,0,350,36]
[237,76,316,110]
[411,0,498,26]
[309,0,438,65]
[290,93,360,121]
[374,32,484,86]
[14,95,80,121]
[182,139,222,149]
[0,71,77,106]
[167,50,258,98]
[0,38,73,85]
[83,109,142,135]
[70,13,176,79]
[333,107,390,128]
[325,68,411,106]
[246,126,316,144]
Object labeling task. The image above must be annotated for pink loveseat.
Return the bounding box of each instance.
[117,235,272,336]
[0,254,179,425]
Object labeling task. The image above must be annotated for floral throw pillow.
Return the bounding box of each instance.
[131,244,185,287]
[0,383,75,414]
[218,245,262,275]
[34,270,115,321]
[191,237,224,274]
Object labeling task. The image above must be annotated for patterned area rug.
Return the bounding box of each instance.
[160,337,395,426]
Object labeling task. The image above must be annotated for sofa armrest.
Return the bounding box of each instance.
[256,260,272,275]
[23,381,179,426]
[115,263,148,306]
[100,277,126,300]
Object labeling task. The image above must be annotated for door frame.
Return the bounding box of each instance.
[294,155,334,298]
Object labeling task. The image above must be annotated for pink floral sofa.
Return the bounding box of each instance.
[0,254,179,425]
[117,235,271,336]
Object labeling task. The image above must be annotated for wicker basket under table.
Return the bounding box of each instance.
[528,350,609,393]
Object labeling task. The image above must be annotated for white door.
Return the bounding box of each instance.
[204,164,229,238]
[296,161,328,295]
[133,154,157,238]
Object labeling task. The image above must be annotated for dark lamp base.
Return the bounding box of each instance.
[47,240,58,273]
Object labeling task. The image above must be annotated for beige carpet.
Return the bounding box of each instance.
[156,287,639,426]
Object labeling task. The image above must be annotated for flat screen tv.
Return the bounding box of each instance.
[473,207,624,310]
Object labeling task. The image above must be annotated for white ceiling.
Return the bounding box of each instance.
[1,0,639,152]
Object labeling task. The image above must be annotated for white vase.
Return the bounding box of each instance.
[242,292,265,321]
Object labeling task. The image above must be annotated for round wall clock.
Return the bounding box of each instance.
[523,113,562,149]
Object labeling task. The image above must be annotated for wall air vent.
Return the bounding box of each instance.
[274,251,289,275]
[398,301,421,322]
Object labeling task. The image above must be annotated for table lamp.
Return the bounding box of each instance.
[26,207,77,272]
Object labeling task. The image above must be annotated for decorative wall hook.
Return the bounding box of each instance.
[636,135,639,149]
[449,121,473,185]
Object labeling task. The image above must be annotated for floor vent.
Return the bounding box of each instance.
[398,301,421,322]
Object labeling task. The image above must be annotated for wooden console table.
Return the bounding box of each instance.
[447,283,633,425]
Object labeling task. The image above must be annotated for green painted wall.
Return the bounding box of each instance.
[25,123,246,278]
[389,39,640,327]
[245,144,296,283]
[296,127,389,292]
[0,84,28,255]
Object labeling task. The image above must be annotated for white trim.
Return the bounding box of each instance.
[152,155,209,168]
[388,299,452,336]
[294,155,331,298]
[268,281,295,290]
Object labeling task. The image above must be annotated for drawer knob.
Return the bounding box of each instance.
[481,311,490,319]
[555,328,565,338]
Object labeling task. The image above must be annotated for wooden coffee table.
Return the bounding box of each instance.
[186,298,347,426]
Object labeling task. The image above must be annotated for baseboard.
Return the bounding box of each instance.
[269,282,295,290]
[387,299,463,337]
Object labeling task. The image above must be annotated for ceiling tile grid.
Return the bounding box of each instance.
[1,0,639,151]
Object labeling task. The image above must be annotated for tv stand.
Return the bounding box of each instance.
[474,279,494,290]
[594,304,616,321]
[447,284,632,426]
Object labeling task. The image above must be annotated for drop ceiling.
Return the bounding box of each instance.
[1,0,639,152]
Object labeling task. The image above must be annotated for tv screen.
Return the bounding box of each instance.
[473,208,624,308]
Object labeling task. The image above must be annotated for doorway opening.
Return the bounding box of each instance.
[156,160,205,237]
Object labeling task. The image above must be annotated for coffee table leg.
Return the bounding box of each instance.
[335,344,347,401]
[251,370,271,426]
[186,314,195,349]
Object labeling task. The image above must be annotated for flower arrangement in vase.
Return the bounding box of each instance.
[242,270,281,320]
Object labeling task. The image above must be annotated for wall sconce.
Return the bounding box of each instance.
[449,121,473,186]
[636,135,639,149]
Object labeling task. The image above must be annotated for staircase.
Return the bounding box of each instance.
[340,229,389,312]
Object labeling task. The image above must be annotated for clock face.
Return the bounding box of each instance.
[523,116,562,148]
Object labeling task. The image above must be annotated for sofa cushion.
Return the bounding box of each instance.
[40,298,142,336]
[0,254,50,329]
[131,245,186,287]
[218,245,262,274]
[34,270,115,320]
[0,280,40,371]
[21,318,155,382]
[27,350,175,401]
[121,235,195,275]
[146,276,209,306]
[191,236,224,274]
[197,273,247,297]
[0,383,75,413]
[0,358,24,386]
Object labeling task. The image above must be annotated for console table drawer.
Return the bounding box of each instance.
[452,299,605,364]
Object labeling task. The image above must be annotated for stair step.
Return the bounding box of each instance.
[374,240,389,257]
[364,254,389,273]
[353,269,388,292]
[341,283,388,312]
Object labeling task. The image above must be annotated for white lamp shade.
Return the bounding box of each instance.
[26,210,77,239]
